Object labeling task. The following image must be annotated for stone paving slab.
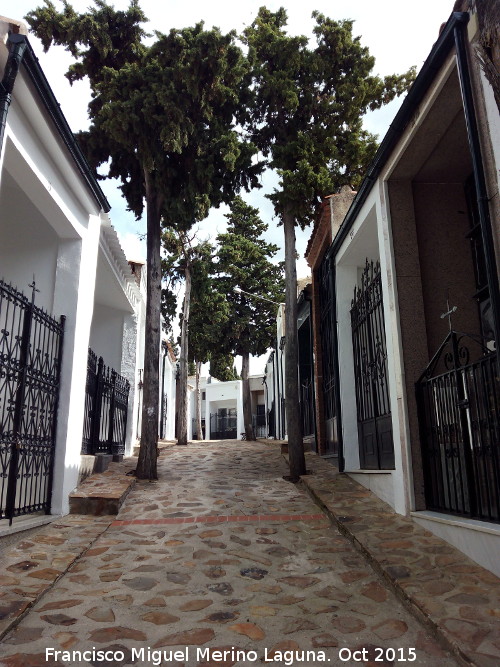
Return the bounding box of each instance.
[299,451,500,667]
[0,442,460,667]
[0,515,112,641]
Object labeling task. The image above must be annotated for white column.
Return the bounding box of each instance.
[121,312,139,454]
[50,214,101,515]
[377,182,412,515]
[335,263,360,472]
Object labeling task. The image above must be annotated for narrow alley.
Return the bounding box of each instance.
[0,442,460,667]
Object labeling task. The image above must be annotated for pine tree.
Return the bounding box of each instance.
[243,8,415,479]
[26,1,260,477]
[216,196,284,441]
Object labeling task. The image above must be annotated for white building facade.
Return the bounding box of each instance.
[0,18,150,523]
[190,374,265,441]
[310,8,500,576]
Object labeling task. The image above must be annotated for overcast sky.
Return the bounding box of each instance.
[7,0,455,372]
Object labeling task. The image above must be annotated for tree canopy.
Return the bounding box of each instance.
[243,7,415,226]
[26,0,260,476]
[243,7,415,476]
[216,196,284,360]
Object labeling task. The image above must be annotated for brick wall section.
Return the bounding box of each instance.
[305,187,356,455]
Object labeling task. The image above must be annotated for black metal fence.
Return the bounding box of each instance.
[252,412,266,438]
[300,378,315,438]
[210,411,237,439]
[81,349,130,458]
[318,252,338,455]
[351,259,394,469]
[417,331,500,522]
[0,279,64,523]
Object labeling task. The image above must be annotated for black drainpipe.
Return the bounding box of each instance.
[454,22,500,364]
[0,34,27,159]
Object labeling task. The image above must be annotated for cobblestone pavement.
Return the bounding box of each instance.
[0,442,459,666]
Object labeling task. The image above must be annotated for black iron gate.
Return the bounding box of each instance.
[318,253,338,454]
[81,349,130,458]
[416,332,500,522]
[300,378,315,438]
[0,280,64,523]
[351,259,394,469]
[210,409,237,439]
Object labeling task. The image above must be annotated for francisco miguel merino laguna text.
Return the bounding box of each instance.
[46,646,329,665]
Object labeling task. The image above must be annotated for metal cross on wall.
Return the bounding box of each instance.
[440,296,458,332]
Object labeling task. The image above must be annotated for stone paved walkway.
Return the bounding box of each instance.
[0,441,466,666]
[299,453,500,667]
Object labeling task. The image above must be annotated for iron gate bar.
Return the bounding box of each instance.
[0,279,65,523]
[350,259,394,469]
[318,252,339,457]
[81,349,130,458]
[416,330,499,522]
[210,412,237,440]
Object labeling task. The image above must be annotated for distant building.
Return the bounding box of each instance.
[190,375,265,441]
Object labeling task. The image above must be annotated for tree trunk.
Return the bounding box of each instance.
[136,170,163,480]
[241,351,254,441]
[195,360,203,440]
[177,261,192,446]
[283,205,306,480]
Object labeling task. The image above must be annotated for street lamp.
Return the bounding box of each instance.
[233,286,284,306]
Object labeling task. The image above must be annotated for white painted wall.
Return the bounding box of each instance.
[0,169,58,311]
[204,379,243,440]
[0,34,106,515]
[89,304,125,371]
[160,348,177,441]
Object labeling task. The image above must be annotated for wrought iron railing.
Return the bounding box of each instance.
[252,412,266,438]
[210,412,237,440]
[350,259,394,469]
[300,379,315,437]
[0,279,64,522]
[417,331,500,522]
[81,349,130,458]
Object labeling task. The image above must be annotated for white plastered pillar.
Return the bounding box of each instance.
[377,181,413,515]
[335,263,359,471]
[121,312,139,455]
[50,213,101,515]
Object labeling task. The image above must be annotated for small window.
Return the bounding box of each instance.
[202,391,206,401]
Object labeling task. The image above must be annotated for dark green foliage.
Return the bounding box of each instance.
[243,7,415,471]
[209,353,239,382]
[26,0,148,85]
[188,242,230,368]
[243,8,416,227]
[26,0,261,471]
[26,3,261,225]
[215,196,285,359]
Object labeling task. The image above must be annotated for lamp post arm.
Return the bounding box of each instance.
[233,287,284,306]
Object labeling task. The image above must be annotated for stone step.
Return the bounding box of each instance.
[69,460,136,515]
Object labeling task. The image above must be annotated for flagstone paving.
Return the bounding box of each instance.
[0,441,468,666]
